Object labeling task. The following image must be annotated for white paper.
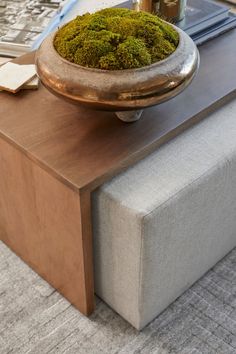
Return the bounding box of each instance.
[0,62,36,93]
[23,76,39,89]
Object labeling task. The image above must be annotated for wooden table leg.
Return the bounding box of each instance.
[0,137,94,315]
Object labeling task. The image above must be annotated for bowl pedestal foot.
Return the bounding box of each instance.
[115,110,143,123]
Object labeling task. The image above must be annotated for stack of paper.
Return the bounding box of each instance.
[0,62,39,93]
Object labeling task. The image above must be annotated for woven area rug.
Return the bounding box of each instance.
[0,241,236,354]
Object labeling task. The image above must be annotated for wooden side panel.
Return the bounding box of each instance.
[2,31,236,192]
[0,137,94,315]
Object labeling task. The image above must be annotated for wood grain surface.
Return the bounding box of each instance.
[0,137,94,315]
[0,29,236,317]
[1,30,236,193]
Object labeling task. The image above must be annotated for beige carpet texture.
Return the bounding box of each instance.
[0,241,236,354]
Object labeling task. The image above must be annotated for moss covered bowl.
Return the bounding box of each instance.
[35,9,199,122]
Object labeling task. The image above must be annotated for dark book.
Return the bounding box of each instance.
[177,0,229,36]
[192,12,236,45]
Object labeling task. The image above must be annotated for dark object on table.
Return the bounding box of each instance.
[158,0,186,22]
[177,0,229,36]
[176,0,236,45]
[133,0,186,22]
[192,13,236,45]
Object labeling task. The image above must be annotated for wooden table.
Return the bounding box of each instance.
[0,29,236,317]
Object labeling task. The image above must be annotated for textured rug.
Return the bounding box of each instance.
[0,241,236,354]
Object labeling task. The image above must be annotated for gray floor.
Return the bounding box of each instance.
[0,241,236,354]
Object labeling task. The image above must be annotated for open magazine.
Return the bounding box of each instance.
[0,0,126,57]
[0,0,77,57]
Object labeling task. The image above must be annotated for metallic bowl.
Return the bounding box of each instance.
[35,24,199,122]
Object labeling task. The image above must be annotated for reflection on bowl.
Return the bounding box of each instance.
[35,24,199,122]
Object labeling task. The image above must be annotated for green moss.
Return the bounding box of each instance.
[74,39,113,67]
[117,37,151,69]
[99,52,120,70]
[54,8,179,70]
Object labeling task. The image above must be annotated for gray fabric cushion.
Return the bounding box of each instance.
[92,98,236,329]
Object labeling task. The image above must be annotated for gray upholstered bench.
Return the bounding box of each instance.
[92,98,236,329]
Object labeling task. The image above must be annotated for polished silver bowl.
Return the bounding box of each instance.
[35,24,199,122]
